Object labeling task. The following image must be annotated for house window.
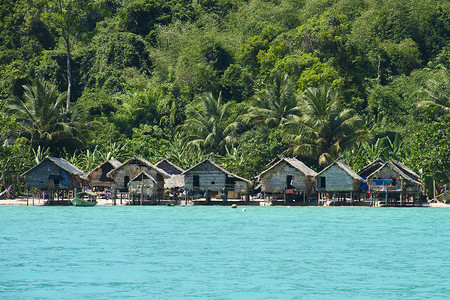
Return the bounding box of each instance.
[286,175,293,189]
[193,175,200,187]
[319,177,326,189]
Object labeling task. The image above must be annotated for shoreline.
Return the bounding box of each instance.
[1,197,448,207]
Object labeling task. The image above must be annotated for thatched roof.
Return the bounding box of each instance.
[107,156,170,179]
[21,157,87,180]
[130,171,156,183]
[155,159,185,175]
[357,158,385,178]
[258,156,317,178]
[182,159,251,184]
[391,161,421,182]
[366,162,422,185]
[164,174,185,189]
[316,159,364,181]
[87,159,122,179]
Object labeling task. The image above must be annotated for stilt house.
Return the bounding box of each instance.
[21,157,87,191]
[183,159,251,197]
[107,156,170,193]
[364,161,423,205]
[257,156,317,201]
[315,159,364,203]
[21,157,87,204]
[87,159,122,191]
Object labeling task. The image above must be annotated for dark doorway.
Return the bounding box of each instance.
[124,176,130,192]
[193,175,200,188]
[286,175,293,189]
[319,177,326,189]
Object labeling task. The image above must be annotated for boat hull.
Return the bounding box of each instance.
[71,197,97,206]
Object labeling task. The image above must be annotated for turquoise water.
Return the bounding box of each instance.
[1,206,449,299]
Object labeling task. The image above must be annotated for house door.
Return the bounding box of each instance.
[124,176,130,191]
[193,175,200,188]
[286,175,293,189]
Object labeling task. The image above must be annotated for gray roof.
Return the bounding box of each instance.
[258,156,317,178]
[357,158,385,177]
[391,161,421,181]
[107,156,170,179]
[155,159,185,174]
[367,162,422,185]
[130,171,156,183]
[87,159,122,179]
[316,159,364,181]
[21,157,87,179]
[182,159,251,184]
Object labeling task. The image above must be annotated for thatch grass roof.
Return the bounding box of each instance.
[182,159,251,184]
[107,156,170,179]
[258,156,317,179]
[316,159,364,181]
[87,159,122,179]
[21,157,87,180]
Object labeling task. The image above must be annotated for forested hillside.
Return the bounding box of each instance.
[1,0,449,196]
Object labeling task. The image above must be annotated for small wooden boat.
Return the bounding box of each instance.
[71,189,97,206]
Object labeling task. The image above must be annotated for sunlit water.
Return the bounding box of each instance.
[1,206,449,299]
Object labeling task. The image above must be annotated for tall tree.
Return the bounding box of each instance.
[42,0,94,111]
[181,92,237,155]
[417,67,450,112]
[241,72,299,128]
[285,85,368,165]
[7,79,84,152]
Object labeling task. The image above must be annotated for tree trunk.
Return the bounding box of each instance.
[62,31,72,112]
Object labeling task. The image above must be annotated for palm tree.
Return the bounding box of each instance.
[285,85,368,165]
[181,92,237,155]
[241,72,299,128]
[8,79,84,152]
[417,68,450,112]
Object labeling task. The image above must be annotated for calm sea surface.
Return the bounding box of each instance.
[1,206,449,299]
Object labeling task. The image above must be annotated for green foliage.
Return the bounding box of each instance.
[181,92,237,155]
[285,85,368,165]
[407,112,449,196]
[241,72,299,128]
[1,0,450,189]
[7,79,86,152]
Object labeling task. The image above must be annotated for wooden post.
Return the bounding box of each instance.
[32,190,35,206]
[303,191,306,204]
[26,188,29,206]
[350,191,353,205]
[400,193,403,206]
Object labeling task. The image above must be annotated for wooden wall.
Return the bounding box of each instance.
[89,164,115,190]
[184,161,248,193]
[184,164,227,191]
[317,165,359,192]
[260,162,313,193]
[24,160,80,190]
[113,164,164,191]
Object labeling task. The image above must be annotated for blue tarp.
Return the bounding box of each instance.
[375,179,393,185]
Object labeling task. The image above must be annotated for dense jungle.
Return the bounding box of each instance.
[0,0,448,196]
